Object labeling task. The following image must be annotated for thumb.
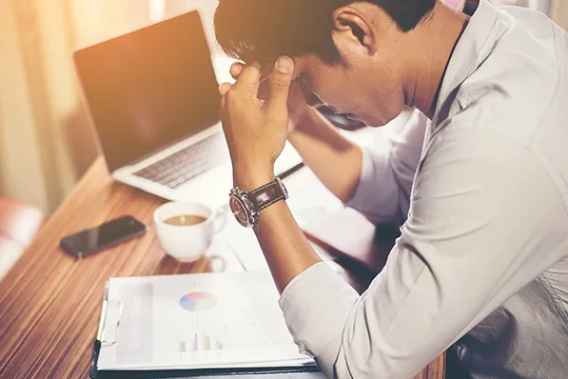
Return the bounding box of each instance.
[267,56,294,111]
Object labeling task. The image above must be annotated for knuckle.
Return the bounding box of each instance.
[249,64,260,75]
[242,65,259,79]
[272,76,289,89]
[226,89,238,102]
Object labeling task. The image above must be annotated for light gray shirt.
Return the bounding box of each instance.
[278,1,568,378]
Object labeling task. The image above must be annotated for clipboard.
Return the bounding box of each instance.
[90,338,323,378]
[90,275,325,379]
[90,311,323,379]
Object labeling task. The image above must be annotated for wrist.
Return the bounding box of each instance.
[233,165,275,191]
[288,107,317,138]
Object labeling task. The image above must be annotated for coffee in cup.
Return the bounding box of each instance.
[163,214,207,227]
[154,202,225,262]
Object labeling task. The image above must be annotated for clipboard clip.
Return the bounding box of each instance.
[97,299,123,347]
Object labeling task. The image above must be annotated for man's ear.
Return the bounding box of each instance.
[331,7,377,55]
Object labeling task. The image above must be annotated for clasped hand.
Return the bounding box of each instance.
[219,57,296,190]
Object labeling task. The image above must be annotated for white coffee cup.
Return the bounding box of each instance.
[153,202,225,262]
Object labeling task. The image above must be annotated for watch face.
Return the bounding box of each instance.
[229,196,250,227]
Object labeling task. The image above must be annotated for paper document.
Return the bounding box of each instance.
[97,272,314,371]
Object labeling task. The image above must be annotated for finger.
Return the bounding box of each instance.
[267,56,295,111]
[230,62,244,80]
[233,63,261,96]
[219,82,232,97]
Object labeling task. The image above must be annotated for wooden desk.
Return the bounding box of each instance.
[0,158,445,379]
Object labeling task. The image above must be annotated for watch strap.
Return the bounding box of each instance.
[249,178,287,211]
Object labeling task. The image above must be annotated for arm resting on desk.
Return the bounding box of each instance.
[260,128,568,378]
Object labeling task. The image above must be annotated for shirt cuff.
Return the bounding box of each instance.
[279,262,359,358]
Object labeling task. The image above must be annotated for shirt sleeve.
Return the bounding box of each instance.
[348,110,428,225]
[280,126,568,379]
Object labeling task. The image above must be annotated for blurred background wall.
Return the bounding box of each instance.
[0,0,566,215]
[0,0,218,214]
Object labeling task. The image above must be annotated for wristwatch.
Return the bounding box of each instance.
[229,177,289,228]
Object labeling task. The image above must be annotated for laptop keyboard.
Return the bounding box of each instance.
[134,135,227,189]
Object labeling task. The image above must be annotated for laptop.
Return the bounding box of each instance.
[74,11,301,209]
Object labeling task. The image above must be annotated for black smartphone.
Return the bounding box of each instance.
[60,216,148,259]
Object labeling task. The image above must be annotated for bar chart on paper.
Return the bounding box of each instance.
[179,332,224,353]
[168,275,314,368]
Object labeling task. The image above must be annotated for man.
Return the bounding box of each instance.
[214,0,568,378]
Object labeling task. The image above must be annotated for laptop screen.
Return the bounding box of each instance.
[74,11,221,172]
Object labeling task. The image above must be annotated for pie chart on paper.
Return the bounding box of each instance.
[179,292,217,312]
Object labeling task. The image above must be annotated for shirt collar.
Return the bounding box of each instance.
[432,0,509,125]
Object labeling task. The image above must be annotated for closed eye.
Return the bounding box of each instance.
[294,73,306,84]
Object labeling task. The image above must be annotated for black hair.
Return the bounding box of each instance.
[215,0,436,64]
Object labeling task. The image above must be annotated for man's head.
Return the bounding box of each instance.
[215,0,437,126]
